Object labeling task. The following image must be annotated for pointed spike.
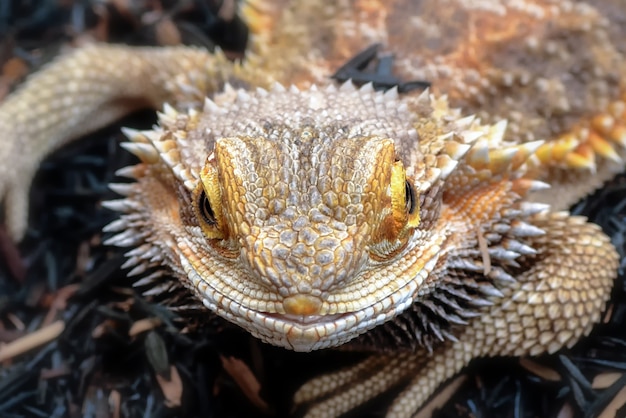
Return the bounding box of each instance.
[519,201,550,215]
[175,80,202,97]
[437,155,459,179]
[489,119,508,141]
[120,127,146,143]
[477,283,505,298]
[536,134,579,163]
[125,244,152,258]
[484,233,501,242]
[104,229,142,247]
[188,108,199,122]
[416,88,430,104]
[184,180,197,191]
[460,130,484,144]
[609,124,626,147]
[132,270,166,288]
[504,239,537,256]
[510,220,546,237]
[444,141,472,160]
[488,247,520,261]
[223,82,236,94]
[128,263,148,277]
[172,131,187,142]
[162,103,178,117]
[489,268,517,284]
[157,111,176,127]
[511,140,545,170]
[142,130,164,144]
[446,258,484,272]
[339,80,355,92]
[486,146,519,174]
[120,142,159,163]
[160,149,181,168]
[502,208,522,218]
[133,275,157,287]
[528,180,551,192]
[437,132,455,142]
[101,199,132,213]
[466,140,490,168]
[468,297,494,307]
[203,97,222,113]
[588,132,622,162]
[455,115,476,129]
[108,183,136,196]
[360,82,374,93]
[121,256,140,270]
[493,223,511,234]
[142,283,171,296]
[115,165,141,179]
[565,151,596,171]
[383,86,398,100]
[422,167,442,188]
[148,253,163,263]
[237,89,251,101]
[105,229,136,244]
[270,81,286,93]
[103,218,127,233]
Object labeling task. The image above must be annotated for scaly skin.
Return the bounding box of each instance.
[0,1,623,417]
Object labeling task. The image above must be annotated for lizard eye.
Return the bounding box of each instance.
[405,180,417,215]
[198,190,217,225]
[194,161,226,240]
[389,161,420,236]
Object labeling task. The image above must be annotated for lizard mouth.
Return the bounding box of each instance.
[203,283,418,351]
[271,313,346,325]
[243,309,365,351]
[181,244,440,352]
[195,284,403,351]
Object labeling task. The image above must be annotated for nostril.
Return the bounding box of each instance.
[283,294,323,315]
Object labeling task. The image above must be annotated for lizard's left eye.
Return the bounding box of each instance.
[194,161,226,240]
[405,180,417,215]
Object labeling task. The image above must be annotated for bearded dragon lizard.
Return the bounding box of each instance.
[0,0,623,417]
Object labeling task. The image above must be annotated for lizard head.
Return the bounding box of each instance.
[105,82,544,351]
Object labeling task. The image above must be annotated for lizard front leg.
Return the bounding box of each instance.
[0,44,231,240]
[295,212,618,417]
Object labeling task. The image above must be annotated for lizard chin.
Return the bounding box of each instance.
[196,285,417,352]
[178,242,441,351]
[231,309,371,352]
[265,312,351,351]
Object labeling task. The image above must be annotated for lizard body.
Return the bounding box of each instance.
[0,0,623,416]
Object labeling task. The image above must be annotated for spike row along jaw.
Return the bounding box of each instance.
[102,81,550,352]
